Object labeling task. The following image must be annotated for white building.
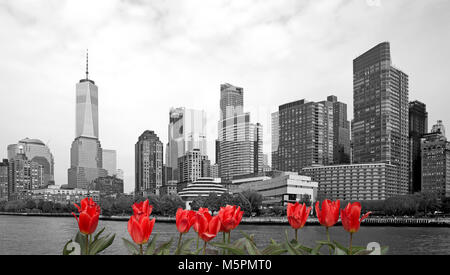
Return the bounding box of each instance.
[178,177,227,208]
[102,149,117,176]
[230,172,318,206]
[27,185,100,204]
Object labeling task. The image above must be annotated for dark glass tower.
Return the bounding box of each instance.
[409,101,428,193]
[352,42,409,195]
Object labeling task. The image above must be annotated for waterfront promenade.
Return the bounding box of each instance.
[1,212,449,227]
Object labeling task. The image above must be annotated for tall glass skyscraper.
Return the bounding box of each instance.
[409,101,428,193]
[68,53,107,189]
[166,107,207,182]
[352,42,409,195]
[217,83,263,181]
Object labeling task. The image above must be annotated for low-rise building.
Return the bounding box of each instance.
[160,180,178,196]
[178,177,227,203]
[26,185,100,204]
[302,163,399,201]
[91,175,124,198]
[230,171,318,206]
[0,159,8,201]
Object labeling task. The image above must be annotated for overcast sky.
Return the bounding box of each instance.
[0,0,449,193]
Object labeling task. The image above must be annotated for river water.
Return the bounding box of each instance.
[0,215,449,255]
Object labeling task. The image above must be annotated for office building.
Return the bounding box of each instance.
[135,130,163,196]
[324,96,351,164]
[166,107,207,181]
[8,138,54,186]
[409,101,428,193]
[0,159,8,201]
[352,42,409,196]
[230,171,318,206]
[421,121,450,198]
[102,149,117,177]
[217,83,263,181]
[8,152,44,200]
[92,175,124,198]
[177,149,210,183]
[27,185,100,204]
[68,52,107,189]
[302,163,399,201]
[273,99,334,172]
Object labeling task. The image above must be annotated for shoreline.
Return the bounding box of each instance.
[1,212,450,227]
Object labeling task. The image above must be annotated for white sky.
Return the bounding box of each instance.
[0,0,449,193]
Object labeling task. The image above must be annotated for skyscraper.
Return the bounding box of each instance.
[421,121,450,199]
[324,96,351,164]
[166,107,207,182]
[0,159,8,201]
[102,149,117,177]
[217,83,263,181]
[409,101,428,193]
[8,138,54,186]
[352,42,409,195]
[273,98,335,172]
[271,112,279,170]
[68,52,107,189]
[135,130,163,196]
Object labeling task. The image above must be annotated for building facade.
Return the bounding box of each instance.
[177,149,210,183]
[178,177,227,204]
[91,175,124,198]
[8,153,44,200]
[8,138,54,186]
[273,98,335,172]
[102,149,117,177]
[352,42,409,196]
[135,130,163,196]
[68,55,107,189]
[166,107,207,181]
[421,122,450,199]
[230,172,318,206]
[0,159,8,201]
[409,101,428,193]
[27,185,100,204]
[302,163,399,201]
[324,96,351,164]
[217,83,263,181]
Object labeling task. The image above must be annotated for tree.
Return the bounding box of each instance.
[241,190,263,215]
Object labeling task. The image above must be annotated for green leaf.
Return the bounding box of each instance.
[380,246,389,255]
[333,241,349,254]
[93,227,106,242]
[244,239,261,255]
[177,238,195,255]
[74,232,87,255]
[62,240,74,255]
[334,246,347,255]
[155,238,174,255]
[122,238,139,255]
[145,234,159,255]
[210,242,246,255]
[90,233,115,255]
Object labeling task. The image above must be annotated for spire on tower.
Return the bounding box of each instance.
[85,49,89,80]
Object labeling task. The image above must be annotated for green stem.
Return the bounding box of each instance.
[326,227,332,255]
[203,241,207,255]
[295,229,298,242]
[139,244,143,255]
[228,232,231,244]
[222,232,226,255]
[176,233,183,254]
[196,234,199,250]
[349,233,353,255]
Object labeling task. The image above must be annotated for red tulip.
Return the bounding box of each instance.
[127,200,156,245]
[315,199,340,228]
[218,205,244,233]
[287,202,311,229]
[176,208,196,234]
[190,208,211,233]
[341,202,371,233]
[196,212,221,243]
[72,197,100,235]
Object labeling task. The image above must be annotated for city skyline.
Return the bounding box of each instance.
[0,0,449,193]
